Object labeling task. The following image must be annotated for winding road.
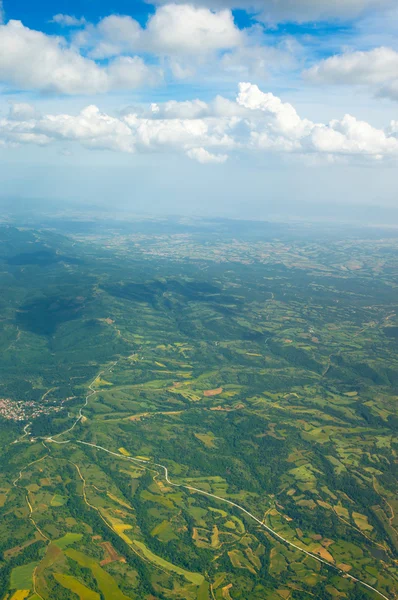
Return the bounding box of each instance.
[46,359,120,444]
[76,440,391,600]
[11,356,392,600]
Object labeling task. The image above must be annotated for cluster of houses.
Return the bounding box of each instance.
[0,397,64,422]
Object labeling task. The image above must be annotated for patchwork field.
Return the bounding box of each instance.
[0,220,397,599]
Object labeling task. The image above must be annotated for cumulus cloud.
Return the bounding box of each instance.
[309,115,398,156]
[153,0,394,23]
[306,47,398,101]
[187,147,228,163]
[1,82,397,162]
[74,6,241,59]
[0,100,235,159]
[0,105,134,151]
[52,14,86,27]
[0,8,297,94]
[72,6,295,82]
[237,81,313,139]
[145,4,242,54]
[75,15,142,59]
[0,20,161,94]
[237,82,398,156]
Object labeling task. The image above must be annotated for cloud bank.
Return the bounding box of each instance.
[1,83,397,163]
[306,47,398,102]
[153,0,394,23]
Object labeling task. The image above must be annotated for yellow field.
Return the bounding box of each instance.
[114,523,133,535]
[132,540,204,585]
[211,525,220,548]
[308,544,334,563]
[96,378,113,386]
[118,447,131,456]
[107,492,132,509]
[352,512,373,532]
[54,574,100,600]
[334,504,349,519]
[10,591,30,600]
[105,516,134,544]
[194,432,217,448]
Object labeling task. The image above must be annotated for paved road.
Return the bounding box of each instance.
[77,440,390,600]
[46,359,120,444]
[20,354,389,600]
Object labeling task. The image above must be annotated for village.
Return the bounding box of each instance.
[0,397,65,422]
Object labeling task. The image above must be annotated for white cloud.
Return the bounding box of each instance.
[40,105,135,152]
[309,115,398,155]
[0,100,235,159]
[52,14,86,27]
[76,15,142,59]
[237,81,313,139]
[75,5,242,58]
[2,82,397,162]
[153,0,394,24]
[8,103,40,120]
[72,5,294,82]
[124,112,235,152]
[238,82,398,156]
[0,105,134,152]
[0,8,298,94]
[306,47,398,85]
[145,4,242,55]
[0,20,161,94]
[306,47,398,101]
[150,99,209,119]
[187,147,228,163]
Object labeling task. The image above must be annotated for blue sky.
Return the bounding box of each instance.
[4,0,154,30]
[0,0,397,222]
[3,0,347,31]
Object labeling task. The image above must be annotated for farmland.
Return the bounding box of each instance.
[0,217,397,599]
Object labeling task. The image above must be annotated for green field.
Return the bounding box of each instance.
[132,539,205,585]
[65,549,131,600]
[53,533,83,549]
[10,563,37,590]
[54,574,100,600]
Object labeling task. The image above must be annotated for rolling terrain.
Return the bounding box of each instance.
[0,219,397,600]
